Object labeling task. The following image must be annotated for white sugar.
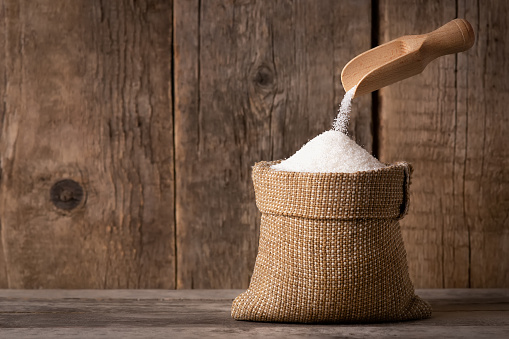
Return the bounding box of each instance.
[333,86,356,134]
[271,85,385,173]
[271,130,385,173]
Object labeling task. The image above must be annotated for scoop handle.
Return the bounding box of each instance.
[422,19,475,58]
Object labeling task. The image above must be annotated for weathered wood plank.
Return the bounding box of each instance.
[456,0,509,288]
[378,1,509,288]
[174,0,372,289]
[0,0,175,288]
[0,289,507,338]
[0,287,506,301]
[0,326,507,339]
[0,1,9,289]
[378,0,458,289]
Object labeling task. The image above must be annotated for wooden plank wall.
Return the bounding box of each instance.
[174,0,371,289]
[0,0,507,288]
[379,0,509,288]
[0,0,175,288]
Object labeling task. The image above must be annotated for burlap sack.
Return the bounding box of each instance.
[231,161,432,323]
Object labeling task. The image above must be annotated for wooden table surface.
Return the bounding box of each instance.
[0,289,507,338]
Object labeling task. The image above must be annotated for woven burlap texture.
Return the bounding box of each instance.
[231,161,432,323]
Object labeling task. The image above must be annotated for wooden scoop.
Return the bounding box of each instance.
[341,19,475,98]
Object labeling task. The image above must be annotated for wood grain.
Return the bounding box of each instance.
[378,0,509,287]
[174,0,372,288]
[457,0,509,287]
[1,0,506,289]
[0,289,508,338]
[0,0,175,288]
[0,1,8,289]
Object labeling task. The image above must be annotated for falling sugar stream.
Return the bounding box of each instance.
[332,85,357,134]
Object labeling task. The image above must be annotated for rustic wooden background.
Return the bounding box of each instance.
[0,0,507,289]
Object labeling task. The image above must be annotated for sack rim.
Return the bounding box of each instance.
[252,160,412,219]
[255,160,409,177]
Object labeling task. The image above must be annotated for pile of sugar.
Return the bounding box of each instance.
[271,130,385,173]
[271,86,385,173]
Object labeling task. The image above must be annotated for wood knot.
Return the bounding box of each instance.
[253,66,274,88]
[50,179,84,210]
